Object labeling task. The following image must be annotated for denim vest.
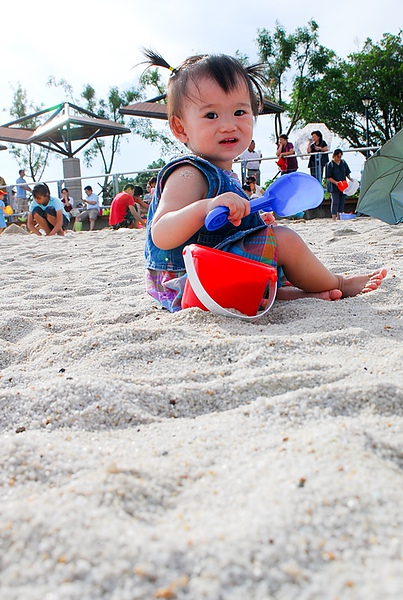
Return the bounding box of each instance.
[144,155,266,272]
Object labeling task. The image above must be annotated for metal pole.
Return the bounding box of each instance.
[365,106,370,159]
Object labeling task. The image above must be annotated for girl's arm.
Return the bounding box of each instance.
[27,211,41,235]
[151,165,250,251]
[276,144,283,158]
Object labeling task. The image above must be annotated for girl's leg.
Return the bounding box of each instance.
[32,212,51,235]
[274,226,386,299]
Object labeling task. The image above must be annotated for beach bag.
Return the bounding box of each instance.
[182,244,278,320]
[276,157,288,172]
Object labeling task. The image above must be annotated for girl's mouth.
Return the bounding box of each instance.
[219,137,238,145]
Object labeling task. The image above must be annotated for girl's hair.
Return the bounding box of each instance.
[32,183,50,199]
[61,187,69,193]
[140,49,268,119]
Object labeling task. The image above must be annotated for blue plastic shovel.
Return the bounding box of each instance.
[205,172,324,231]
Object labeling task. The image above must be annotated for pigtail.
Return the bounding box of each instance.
[139,48,177,74]
[245,63,269,112]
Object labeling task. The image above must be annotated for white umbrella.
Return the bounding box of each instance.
[294,123,333,159]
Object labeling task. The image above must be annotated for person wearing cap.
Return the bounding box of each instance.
[15,169,32,214]
[326,149,354,220]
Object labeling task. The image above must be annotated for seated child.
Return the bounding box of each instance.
[141,49,386,312]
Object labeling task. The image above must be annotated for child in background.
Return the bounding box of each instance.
[28,183,70,236]
[142,49,386,312]
[0,190,7,233]
[143,176,157,205]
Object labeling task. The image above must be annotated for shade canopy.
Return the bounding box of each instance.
[0,103,131,157]
[119,95,284,120]
[357,128,403,225]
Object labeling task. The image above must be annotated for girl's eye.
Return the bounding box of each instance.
[205,112,218,119]
[234,109,246,116]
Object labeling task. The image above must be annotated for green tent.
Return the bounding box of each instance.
[357,128,403,224]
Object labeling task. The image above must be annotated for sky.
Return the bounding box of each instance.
[1,0,399,194]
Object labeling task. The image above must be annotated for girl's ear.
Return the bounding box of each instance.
[170,116,189,143]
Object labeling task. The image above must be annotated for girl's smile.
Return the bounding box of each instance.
[171,77,254,171]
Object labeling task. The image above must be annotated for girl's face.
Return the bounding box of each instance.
[312,133,320,144]
[34,194,49,206]
[170,76,254,171]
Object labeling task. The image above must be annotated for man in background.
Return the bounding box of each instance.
[237,140,262,185]
[75,185,100,231]
[15,169,32,214]
[109,184,145,229]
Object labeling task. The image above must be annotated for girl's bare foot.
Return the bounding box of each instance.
[337,268,387,297]
[276,269,387,301]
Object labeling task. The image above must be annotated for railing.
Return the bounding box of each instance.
[0,146,380,208]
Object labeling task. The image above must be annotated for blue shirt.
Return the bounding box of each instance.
[29,196,70,220]
[16,176,28,199]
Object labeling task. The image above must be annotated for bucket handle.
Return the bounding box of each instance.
[183,246,277,320]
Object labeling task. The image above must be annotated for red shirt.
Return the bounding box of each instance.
[109,192,134,225]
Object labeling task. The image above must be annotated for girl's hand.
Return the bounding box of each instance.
[206,192,250,227]
[260,211,277,226]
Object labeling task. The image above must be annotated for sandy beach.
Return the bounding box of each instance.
[0,217,402,600]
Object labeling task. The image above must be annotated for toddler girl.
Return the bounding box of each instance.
[142,50,386,312]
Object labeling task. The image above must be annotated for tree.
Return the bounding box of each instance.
[288,31,403,149]
[48,72,181,202]
[117,159,165,195]
[256,20,333,140]
[8,84,51,182]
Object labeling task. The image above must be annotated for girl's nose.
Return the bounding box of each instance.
[219,115,237,132]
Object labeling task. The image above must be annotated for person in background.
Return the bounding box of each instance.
[245,175,263,197]
[0,190,7,233]
[132,185,150,217]
[109,184,144,229]
[276,134,298,175]
[237,140,262,184]
[307,130,329,181]
[326,149,354,220]
[75,185,100,231]
[27,183,70,236]
[143,176,157,205]
[60,187,79,229]
[15,169,32,214]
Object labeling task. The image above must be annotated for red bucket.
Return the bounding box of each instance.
[337,180,348,192]
[182,244,277,317]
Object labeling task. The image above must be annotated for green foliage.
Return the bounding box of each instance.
[8,84,51,182]
[256,20,331,139]
[119,159,166,193]
[255,22,402,150]
[287,31,403,148]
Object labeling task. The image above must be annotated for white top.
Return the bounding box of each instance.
[238,149,262,170]
[84,193,100,210]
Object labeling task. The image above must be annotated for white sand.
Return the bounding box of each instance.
[0,218,402,600]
